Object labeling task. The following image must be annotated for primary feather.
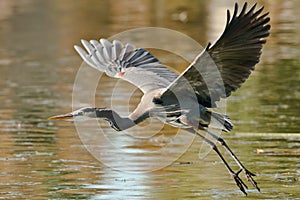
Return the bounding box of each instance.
[74,39,178,93]
[159,2,270,107]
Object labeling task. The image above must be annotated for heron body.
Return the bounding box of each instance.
[49,2,270,195]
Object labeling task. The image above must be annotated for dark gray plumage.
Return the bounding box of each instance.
[160,3,270,107]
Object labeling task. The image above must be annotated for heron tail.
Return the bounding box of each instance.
[209,112,233,132]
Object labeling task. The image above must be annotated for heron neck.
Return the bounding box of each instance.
[95,109,136,131]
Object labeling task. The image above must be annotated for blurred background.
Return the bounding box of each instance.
[0,0,299,199]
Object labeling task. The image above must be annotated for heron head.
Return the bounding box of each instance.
[48,107,102,121]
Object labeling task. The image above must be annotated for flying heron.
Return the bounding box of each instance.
[49,2,270,195]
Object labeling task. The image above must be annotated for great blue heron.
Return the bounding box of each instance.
[49,2,270,195]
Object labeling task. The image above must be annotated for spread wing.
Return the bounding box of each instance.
[160,2,271,107]
[74,39,178,93]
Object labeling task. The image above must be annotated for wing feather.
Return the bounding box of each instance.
[159,2,270,107]
[74,39,178,93]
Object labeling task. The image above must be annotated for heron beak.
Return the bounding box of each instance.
[48,113,74,120]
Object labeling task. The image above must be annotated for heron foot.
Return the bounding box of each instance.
[243,168,260,192]
[231,169,248,195]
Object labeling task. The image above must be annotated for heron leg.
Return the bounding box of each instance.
[204,130,260,192]
[185,128,248,195]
